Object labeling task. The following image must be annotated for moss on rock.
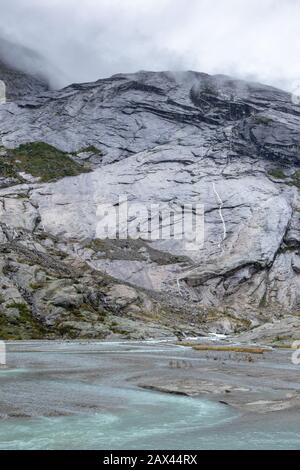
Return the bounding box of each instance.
[2,142,90,183]
[0,302,47,340]
[268,168,287,180]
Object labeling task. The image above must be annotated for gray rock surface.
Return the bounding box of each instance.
[0,60,48,101]
[1,64,300,338]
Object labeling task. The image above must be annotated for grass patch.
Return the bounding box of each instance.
[86,238,190,265]
[56,302,107,323]
[178,342,269,354]
[202,308,252,330]
[254,115,273,125]
[56,323,79,339]
[109,324,131,337]
[6,142,90,182]
[0,160,18,179]
[0,302,46,340]
[268,168,287,180]
[267,169,300,191]
[271,336,300,349]
[77,145,102,155]
[6,302,31,318]
[29,282,45,290]
[259,292,268,308]
[291,171,300,190]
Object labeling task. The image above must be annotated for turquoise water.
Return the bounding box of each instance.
[0,389,235,450]
[1,341,300,450]
[0,387,299,450]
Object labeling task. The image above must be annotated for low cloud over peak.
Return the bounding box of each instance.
[0,0,299,91]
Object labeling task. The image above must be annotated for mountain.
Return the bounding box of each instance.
[0,39,49,100]
[1,64,300,341]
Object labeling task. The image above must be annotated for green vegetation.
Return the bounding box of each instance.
[86,238,190,265]
[29,282,45,291]
[254,115,273,125]
[0,160,18,179]
[271,335,300,349]
[9,142,90,182]
[0,142,90,183]
[268,168,287,180]
[178,342,269,354]
[109,322,131,337]
[77,145,102,155]
[291,171,300,190]
[259,292,268,308]
[267,168,300,191]
[0,302,46,340]
[279,243,298,254]
[54,301,107,328]
[203,308,252,331]
[6,302,31,318]
[56,304,108,339]
[56,323,80,339]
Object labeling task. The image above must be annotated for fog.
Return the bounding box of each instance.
[0,0,299,91]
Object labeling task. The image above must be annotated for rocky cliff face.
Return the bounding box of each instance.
[0,60,48,101]
[1,65,300,339]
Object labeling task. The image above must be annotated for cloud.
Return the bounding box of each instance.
[0,0,299,90]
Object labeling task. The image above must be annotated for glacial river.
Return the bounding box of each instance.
[0,340,299,450]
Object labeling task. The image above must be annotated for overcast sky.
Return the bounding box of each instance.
[0,0,299,90]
